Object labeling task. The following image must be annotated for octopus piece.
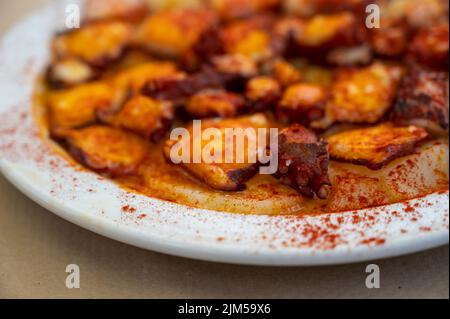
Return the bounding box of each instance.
[48,81,119,132]
[314,61,403,128]
[382,0,449,29]
[220,16,277,62]
[326,123,429,170]
[97,95,174,142]
[163,114,271,191]
[207,0,281,20]
[369,15,411,59]
[271,59,303,87]
[294,12,366,50]
[52,20,134,67]
[297,63,334,87]
[101,49,158,76]
[211,54,258,78]
[133,8,218,58]
[275,124,331,199]
[391,67,449,134]
[408,24,449,70]
[245,76,281,111]
[112,61,183,94]
[272,16,307,58]
[46,58,97,89]
[183,27,226,71]
[185,89,246,118]
[184,19,277,71]
[276,83,327,125]
[61,125,149,176]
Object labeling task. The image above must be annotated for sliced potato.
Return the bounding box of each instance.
[382,139,449,199]
[283,0,366,17]
[273,16,306,41]
[211,54,258,77]
[370,22,409,58]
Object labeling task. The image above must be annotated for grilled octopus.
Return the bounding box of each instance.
[43,0,449,208]
[275,124,331,199]
[391,67,449,134]
[141,66,244,102]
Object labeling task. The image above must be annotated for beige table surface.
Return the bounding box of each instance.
[0,0,449,299]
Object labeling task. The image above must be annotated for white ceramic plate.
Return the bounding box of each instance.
[0,1,448,266]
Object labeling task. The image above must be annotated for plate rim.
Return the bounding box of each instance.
[2,163,448,266]
[0,0,448,266]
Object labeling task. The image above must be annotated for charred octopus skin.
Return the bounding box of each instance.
[141,66,241,102]
[245,76,282,111]
[408,23,449,70]
[275,124,331,199]
[391,67,449,134]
